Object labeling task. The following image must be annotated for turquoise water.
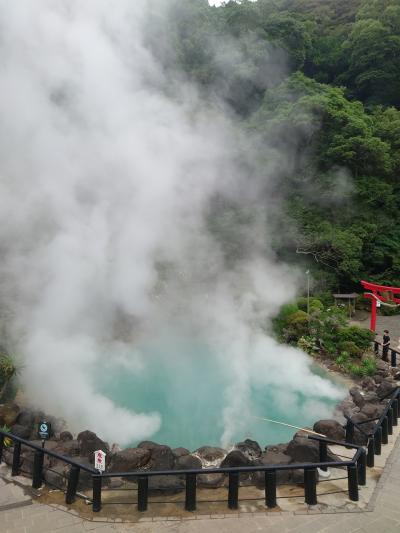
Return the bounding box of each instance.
[98,339,345,450]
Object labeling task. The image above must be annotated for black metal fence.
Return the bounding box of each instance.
[1,387,399,514]
[374,340,400,367]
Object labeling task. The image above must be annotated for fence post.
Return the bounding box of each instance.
[391,350,397,367]
[319,441,328,471]
[138,476,148,512]
[92,475,102,513]
[304,468,317,506]
[388,408,393,435]
[185,473,196,512]
[367,437,375,468]
[228,472,239,510]
[375,427,382,455]
[357,449,366,486]
[11,442,21,476]
[32,450,44,489]
[382,417,389,444]
[0,434,4,464]
[265,470,277,508]
[65,466,80,504]
[392,399,398,426]
[348,465,359,501]
[345,420,354,446]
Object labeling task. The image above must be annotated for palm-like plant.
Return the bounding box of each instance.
[0,354,18,401]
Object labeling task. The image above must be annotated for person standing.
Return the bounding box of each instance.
[382,329,390,362]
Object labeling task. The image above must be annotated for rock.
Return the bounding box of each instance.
[349,413,375,445]
[374,375,384,384]
[0,404,20,426]
[172,447,190,458]
[10,424,31,439]
[16,410,35,429]
[220,450,251,468]
[195,446,226,465]
[60,431,73,442]
[286,432,339,463]
[393,371,400,381]
[361,377,376,391]
[253,450,292,486]
[43,464,67,489]
[77,430,109,462]
[142,444,178,492]
[54,439,81,458]
[197,472,225,488]
[361,403,384,419]
[376,360,389,372]
[350,388,365,408]
[313,420,345,442]
[109,478,124,489]
[363,392,379,403]
[376,380,396,399]
[109,448,151,473]
[148,445,175,471]
[265,443,289,454]
[175,454,202,471]
[137,441,163,451]
[235,439,262,460]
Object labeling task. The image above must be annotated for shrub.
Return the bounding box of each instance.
[337,326,374,351]
[338,340,362,358]
[297,297,324,312]
[335,351,350,367]
[297,335,318,354]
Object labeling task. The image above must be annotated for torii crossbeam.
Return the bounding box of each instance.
[361,280,400,331]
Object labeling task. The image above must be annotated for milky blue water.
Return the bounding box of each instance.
[98,339,345,450]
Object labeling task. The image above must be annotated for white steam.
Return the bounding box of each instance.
[0,0,343,446]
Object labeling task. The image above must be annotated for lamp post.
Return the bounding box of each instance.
[306,270,310,316]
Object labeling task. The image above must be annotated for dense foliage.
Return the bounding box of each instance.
[164,0,400,291]
[273,297,376,376]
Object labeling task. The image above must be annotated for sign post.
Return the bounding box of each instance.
[94,449,106,474]
[37,421,51,449]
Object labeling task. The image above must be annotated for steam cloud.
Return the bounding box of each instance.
[0,0,343,446]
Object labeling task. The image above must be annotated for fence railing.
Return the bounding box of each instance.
[1,387,399,514]
[374,340,400,367]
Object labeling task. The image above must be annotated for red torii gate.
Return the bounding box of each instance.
[361,280,400,331]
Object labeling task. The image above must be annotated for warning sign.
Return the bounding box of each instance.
[94,449,106,472]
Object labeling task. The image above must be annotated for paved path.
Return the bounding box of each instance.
[2,436,400,533]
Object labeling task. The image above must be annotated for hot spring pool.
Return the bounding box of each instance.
[97,339,346,450]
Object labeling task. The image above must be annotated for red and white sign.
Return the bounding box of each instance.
[94,450,106,472]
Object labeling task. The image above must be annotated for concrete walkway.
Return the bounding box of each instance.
[2,436,400,533]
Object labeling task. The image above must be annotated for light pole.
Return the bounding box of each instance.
[306,270,310,316]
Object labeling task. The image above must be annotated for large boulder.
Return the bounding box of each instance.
[313,420,345,442]
[60,431,73,442]
[10,423,31,439]
[172,447,190,459]
[139,442,180,491]
[77,430,109,462]
[361,377,376,391]
[253,450,292,486]
[108,448,151,473]
[220,450,251,468]
[16,410,35,429]
[0,404,20,427]
[195,446,226,465]
[54,439,81,458]
[348,413,375,445]
[43,464,67,489]
[361,403,385,419]
[197,472,225,488]
[376,380,396,399]
[175,454,202,471]
[350,387,365,409]
[235,439,262,460]
[286,432,339,463]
